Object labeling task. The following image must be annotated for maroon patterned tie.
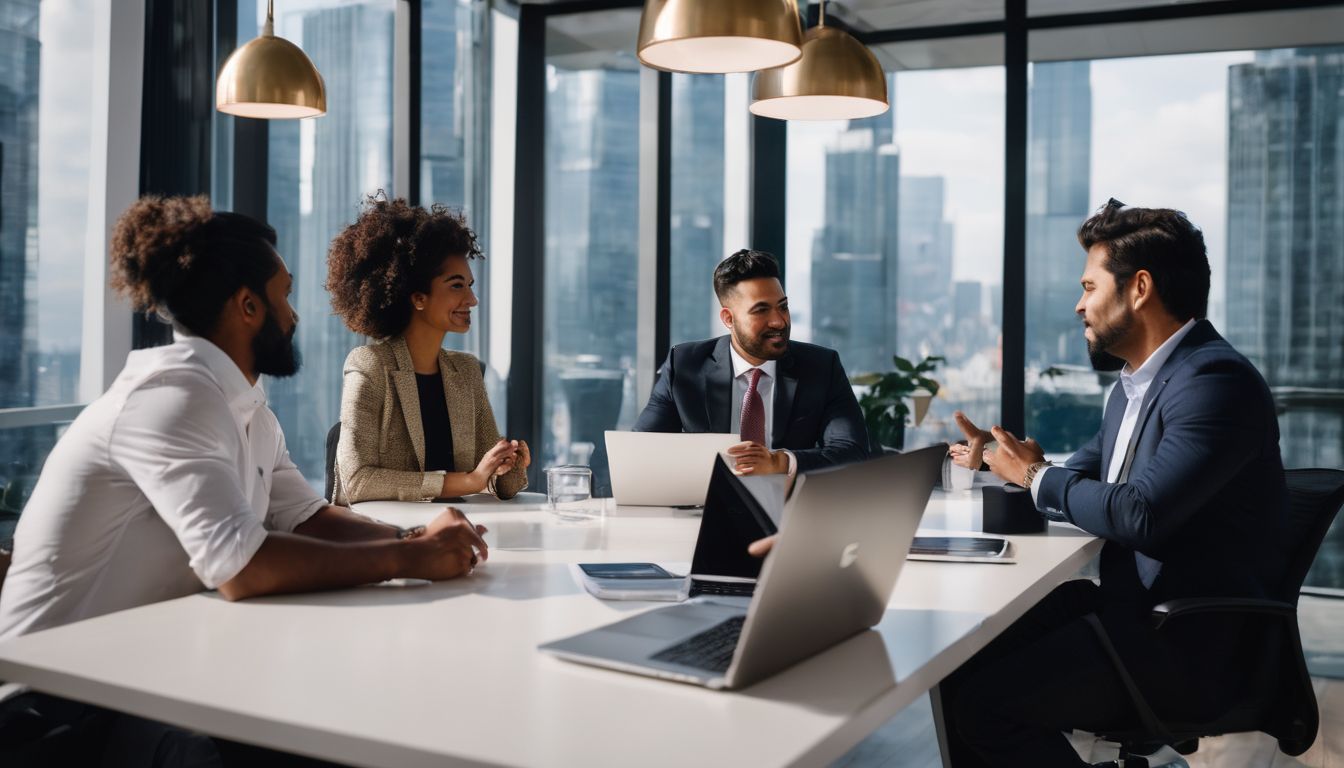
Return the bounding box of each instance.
[740,368,766,446]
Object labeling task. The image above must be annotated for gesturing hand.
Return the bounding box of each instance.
[471,439,519,490]
[982,426,1046,487]
[948,410,994,470]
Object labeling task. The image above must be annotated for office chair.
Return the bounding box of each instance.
[1091,468,1344,765]
[324,422,341,503]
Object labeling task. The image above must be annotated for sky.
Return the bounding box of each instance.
[785,50,1256,333]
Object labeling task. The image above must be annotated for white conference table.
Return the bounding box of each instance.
[0,488,1100,768]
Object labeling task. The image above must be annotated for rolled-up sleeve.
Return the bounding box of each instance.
[265,420,327,533]
[110,374,267,589]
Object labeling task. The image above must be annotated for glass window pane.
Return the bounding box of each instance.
[1,0,94,512]
[542,14,641,469]
[786,66,1005,451]
[1026,47,1344,591]
[422,0,485,356]
[669,73,726,346]
[263,0,395,487]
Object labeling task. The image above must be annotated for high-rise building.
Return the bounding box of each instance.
[1226,46,1344,471]
[809,116,900,376]
[0,1,39,412]
[265,2,395,485]
[1025,60,1092,370]
[896,175,954,363]
[669,75,725,346]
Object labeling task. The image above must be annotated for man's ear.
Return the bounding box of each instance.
[234,287,264,329]
[719,306,733,330]
[1130,269,1154,312]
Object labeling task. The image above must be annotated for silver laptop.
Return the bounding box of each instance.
[605,431,741,506]
[540,445,946,690]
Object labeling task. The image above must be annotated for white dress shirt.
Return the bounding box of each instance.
[1031,319,1197,586]
[0,335,324,639]
[727,345,796,477]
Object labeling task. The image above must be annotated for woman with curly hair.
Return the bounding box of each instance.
[327,197,528,503]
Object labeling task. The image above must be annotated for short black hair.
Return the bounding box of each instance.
[713,249,781,302]
[110,196,280,337]
[1077,198,1210,321]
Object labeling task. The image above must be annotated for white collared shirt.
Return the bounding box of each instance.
[1032,319,1199,496]
[727,344,796,477]
[0,335,324,639]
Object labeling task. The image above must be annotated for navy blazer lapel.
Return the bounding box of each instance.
[1126,320,1218,453]
[772,351,798,449]
[706,336,733,433]
[1100,384,1127,479]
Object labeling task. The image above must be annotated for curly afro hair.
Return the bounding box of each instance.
[326,196,483,339]
[109,195,279,337]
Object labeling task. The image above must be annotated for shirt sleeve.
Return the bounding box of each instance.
[260,409,327,533]
[1031,466,1068,521]
[110,373,267,589]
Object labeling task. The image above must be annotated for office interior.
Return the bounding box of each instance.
[0,0,1342,765]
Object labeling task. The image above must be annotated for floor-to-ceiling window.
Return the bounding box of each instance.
[540,9,643,470]
[0,0,96,547]
[260,0,396,488]
[786,61,1005,451]
[1025,45,1344,589]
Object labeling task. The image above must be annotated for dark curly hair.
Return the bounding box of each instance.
[1077,198,1210,321]
[109,195,279,337]
[326,196,483,339]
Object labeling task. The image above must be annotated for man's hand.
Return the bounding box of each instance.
[948,410,994,470]
[982,426,1046,487]
[400,507,489,580]
[748,535,777,558]
[726,441,788,475]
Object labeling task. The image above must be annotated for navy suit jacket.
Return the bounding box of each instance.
[1036,320,1288,611]
[633,336,870,473]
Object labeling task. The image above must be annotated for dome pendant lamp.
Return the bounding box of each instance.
[637,0,803,74]
[217,0,327,119]
[750,1,888,121]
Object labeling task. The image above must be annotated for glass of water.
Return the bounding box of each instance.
[545,465,596,520]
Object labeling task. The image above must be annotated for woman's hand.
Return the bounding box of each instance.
[470,439,518,490]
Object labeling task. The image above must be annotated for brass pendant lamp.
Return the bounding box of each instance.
[216,0,327,119]
[637,0,803,74]
[750,1,888,121]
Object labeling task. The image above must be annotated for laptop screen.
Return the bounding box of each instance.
[688,456,780,579]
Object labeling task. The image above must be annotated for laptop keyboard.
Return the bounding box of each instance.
[688,579,756,598]
[650,615,746,673]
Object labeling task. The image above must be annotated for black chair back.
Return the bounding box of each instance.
[324,422,341,503]
[1280,468,1344,603]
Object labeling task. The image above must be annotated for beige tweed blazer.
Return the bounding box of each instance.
[333,337,527,503]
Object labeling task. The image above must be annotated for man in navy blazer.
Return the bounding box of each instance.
[634,249,869,476]
[943,201,1287,767]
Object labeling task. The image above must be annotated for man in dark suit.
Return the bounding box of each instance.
[943,200,1287,767]
[634,249,869,476]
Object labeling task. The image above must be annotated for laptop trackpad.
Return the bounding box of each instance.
[611,602,742,639]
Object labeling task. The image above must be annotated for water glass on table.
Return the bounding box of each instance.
[545,465,599,521]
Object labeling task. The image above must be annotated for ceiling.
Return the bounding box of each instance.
[534,1,1344,71]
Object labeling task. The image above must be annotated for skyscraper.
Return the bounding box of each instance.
[669,75,725,346]
[1025,60,1092,370]
[809,116,900,376]
[896,175,954,363]
[0,0,39,412]
[1226,47,1344,471]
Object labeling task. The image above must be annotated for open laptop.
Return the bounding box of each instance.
[540,444,946,690]
[605,431,741,506]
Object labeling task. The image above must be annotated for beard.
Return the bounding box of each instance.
[253,302,302,378]
[1085,307,1131,372]
[734,323,790,361]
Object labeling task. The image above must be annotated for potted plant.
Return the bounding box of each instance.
[853,355,943,451]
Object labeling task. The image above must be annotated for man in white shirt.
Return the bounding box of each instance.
[0,196,488,763]
[939,200,1287,767]
[633,249,869,479]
